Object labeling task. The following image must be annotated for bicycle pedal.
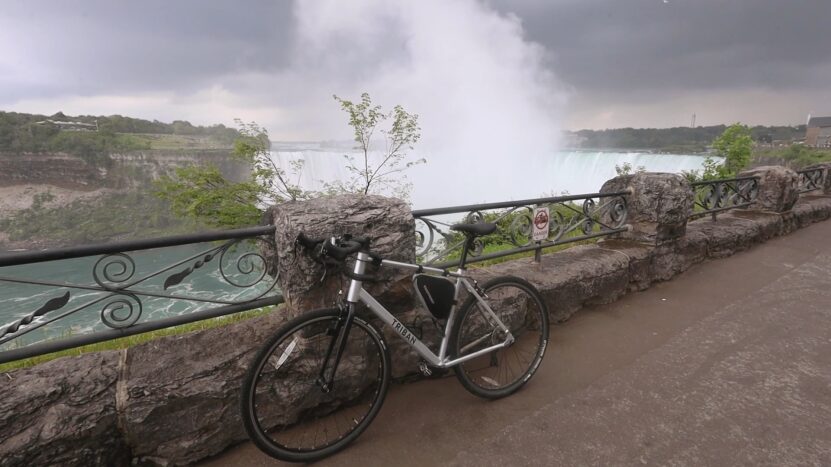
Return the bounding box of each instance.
[418,360,433,376]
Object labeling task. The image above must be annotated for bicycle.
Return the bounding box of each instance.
[240,221,550,463]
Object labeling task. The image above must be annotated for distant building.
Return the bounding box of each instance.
[806,116,831,148]
[34,117,98,132]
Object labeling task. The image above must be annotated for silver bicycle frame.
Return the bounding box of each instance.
[346,252,513,369]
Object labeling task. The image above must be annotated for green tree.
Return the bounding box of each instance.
[155,121,306,229]
[614,162,645,176]
[332,93,424,196]
[683,123,753,181]
[155,93,423,228]
[712,123,752,175]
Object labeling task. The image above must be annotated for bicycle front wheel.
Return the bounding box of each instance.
[450,276,549,399]
[240,308,391,463]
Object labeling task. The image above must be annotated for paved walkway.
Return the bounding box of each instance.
[202,220,831,466]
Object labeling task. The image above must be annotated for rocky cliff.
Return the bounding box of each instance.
[0,153,103,189]
[0,150,249,250]
[0,150,248,190]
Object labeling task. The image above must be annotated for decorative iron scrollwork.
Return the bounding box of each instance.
[100,293,143,329]
[164,253,215,290]
[0,291,70,340]
[412,191,629,267]
[0,230,279,349]
[94,253,136,289]
[797,168,825,193]
[690,176,759,219]
[219,241,269,288]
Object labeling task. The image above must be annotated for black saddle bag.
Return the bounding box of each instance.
[413,274,455,320]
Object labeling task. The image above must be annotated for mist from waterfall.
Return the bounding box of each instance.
[270,143,714,209]
[263,0,568,206]
[266,2,712,209]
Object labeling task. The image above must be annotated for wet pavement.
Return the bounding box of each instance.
[201,219,831,466]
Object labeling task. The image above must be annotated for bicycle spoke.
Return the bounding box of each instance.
[241,311,390,462]
[452,277,549,399]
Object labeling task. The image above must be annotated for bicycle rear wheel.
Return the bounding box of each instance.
[240,308,390,463]
[450,276,549,399]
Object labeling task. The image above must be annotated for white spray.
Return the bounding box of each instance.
[268,1,711,208]
[267,0,570,207]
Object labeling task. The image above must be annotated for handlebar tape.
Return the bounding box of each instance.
[296,231,376,263]
[322,240,362,261]
[296,232,324,250]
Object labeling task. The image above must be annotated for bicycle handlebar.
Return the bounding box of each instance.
[296,232,379,265]
[325,239,363,261]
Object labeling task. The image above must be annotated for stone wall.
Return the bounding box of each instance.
[3,168,831,466]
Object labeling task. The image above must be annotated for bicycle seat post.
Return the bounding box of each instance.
[449,222,496,271]
[458,235,473,270]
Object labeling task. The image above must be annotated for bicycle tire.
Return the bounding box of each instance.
[240,308,391,463]
[450,276,549,399]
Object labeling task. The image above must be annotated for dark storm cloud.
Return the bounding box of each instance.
[2,0,829,130]
[0,0,294,99]
[492,0,831,95]
[4,0,829,100]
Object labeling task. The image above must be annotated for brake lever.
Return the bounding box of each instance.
[319,267,328,283]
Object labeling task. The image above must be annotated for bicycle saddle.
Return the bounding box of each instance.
[450,222,497,237]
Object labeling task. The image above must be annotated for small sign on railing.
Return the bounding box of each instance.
[532,206,550,242]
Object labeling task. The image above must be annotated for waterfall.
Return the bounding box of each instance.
[270,143,714,209]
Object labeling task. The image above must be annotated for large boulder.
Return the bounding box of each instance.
[738,166,799,212]
[265,194,434,378]
[600,173,693,244]
[265,194,417,317]
[0,351,129,467]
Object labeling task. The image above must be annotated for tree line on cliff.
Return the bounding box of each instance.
[0,111,240,163]
[573,124,806,153]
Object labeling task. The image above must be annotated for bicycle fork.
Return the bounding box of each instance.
[315,302,356,393]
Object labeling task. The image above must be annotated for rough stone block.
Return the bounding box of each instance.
[119,311,288,465]
[597,239,654,291]
[792,194,831,227]
[266,195,417,317]
[480,245,631,323]
[738,166,799,213]
[727,210,784,241]
[0,352,128,467]
[650,234,707,283]
[600,173,693,244]
[690,216,762,258]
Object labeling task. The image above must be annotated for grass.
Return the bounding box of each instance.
[752,146,831,169]
[429,228,603,270]
[467,237,601,269]
[0,306,277,373]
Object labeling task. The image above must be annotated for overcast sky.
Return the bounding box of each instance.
[1,0,829,140]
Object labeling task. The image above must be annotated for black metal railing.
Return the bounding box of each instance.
[689,176,759,220]
[797,167,825,193]
[0,226,281,364]
[3,168,826,366]
[412,191,629,268]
